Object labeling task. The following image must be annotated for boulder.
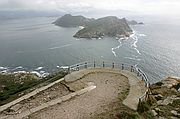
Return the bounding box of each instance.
[162,77,180,88]
[151,110,158,116]
[171,110,180,117]
[155,94,163,101]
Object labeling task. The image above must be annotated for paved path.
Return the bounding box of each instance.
[0,84,96,119]
[0,78,65,112]
[122,70,147,110]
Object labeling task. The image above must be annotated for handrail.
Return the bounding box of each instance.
[62,61,150,102]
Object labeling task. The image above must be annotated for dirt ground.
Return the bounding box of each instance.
[25,70,129,119]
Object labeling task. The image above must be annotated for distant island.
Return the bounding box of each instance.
[53,14,144,39]
[127,20,144,25]
[53,14,94,27]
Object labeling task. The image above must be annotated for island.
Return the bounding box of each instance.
[52,14,94,27]
[53,14,133,39]
[127,20,144,25]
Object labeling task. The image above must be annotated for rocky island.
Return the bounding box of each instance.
[53,14,133,39]
[127,20,144,25]
[52,14,94,27]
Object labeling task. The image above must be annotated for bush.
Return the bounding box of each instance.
[116,111,139,119]
[137,101,150,113]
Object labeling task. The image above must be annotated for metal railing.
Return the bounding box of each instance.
[64,61,149,102]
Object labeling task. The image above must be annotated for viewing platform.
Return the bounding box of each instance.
[0,61,149,119]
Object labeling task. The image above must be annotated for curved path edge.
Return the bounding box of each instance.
[122,70,147,110]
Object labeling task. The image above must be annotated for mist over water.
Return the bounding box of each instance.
[0,17,180,83]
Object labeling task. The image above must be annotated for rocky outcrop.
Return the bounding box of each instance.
[140,76,180,118]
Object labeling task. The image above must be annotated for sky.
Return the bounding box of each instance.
[0,0,180,16]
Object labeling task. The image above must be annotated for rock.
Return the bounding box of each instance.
[151,110,158,116]
[155,108,161,112]
[162,77,180,88]
[158,95,180,105]
[171,110,180,117]
[155,94,163,101]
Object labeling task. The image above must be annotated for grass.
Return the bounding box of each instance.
[0,71,67,106]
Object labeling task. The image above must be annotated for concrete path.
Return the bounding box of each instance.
[0,78,65,112]
[122,70,147,110]
[0,84,96,119]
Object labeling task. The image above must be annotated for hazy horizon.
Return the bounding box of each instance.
[0,0,180,17]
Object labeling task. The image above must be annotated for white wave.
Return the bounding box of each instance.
[12,66,23,70]
[111,39,123,57]
[0,67,8,70]
[48,44,72,50]
[79,26,84,29]
[31,71,49,78]
[35,67,43,70]
[130,31,141,55]
[60,66,69,69]
[138,34,146,37]
[111,49,117,57]
[124,57,142,61]
[13,71,27,74]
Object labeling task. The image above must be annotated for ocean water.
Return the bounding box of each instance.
[0,17,180,83]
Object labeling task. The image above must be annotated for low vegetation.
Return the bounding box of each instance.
[0,71,67,106]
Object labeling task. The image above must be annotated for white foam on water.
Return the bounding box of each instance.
[124,57,142,61]
[79,26,84,29]
[35,67,43,70]
[111,39,122,57]
[60,66,69,69]
[0,67,8,70]
[31,71,49,78]
[48,44,72,50]
[12,66,23,70]
[138,34,146,37]
[130,31,141,55]
[13,71,27,74]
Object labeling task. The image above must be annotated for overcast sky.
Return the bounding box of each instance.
[0,0,180,16]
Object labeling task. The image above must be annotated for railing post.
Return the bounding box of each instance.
[103,61,105,68]
[77,65,79,71]
[85,62,87,69]
[122,64,124,70]
[68,67,70,74]
[94,61,96,68]
[142,76,144,81]
[131,66,133,72]
[112,62,114,68]
[137,69,140,76]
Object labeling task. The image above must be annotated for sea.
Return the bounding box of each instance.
[0,17,180,83]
